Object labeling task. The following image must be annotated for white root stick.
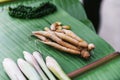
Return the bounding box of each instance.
[23,51,48,80]
[33,51,56,80]
[46,56,71,80]
[32,31,80,50]
[2,58,26,80]
[17,58,42,80]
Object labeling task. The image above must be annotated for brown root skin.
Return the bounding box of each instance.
[88,43,95,50]
[32,33,90,59]
[42,41,81,55]
[55,32,88,48]
[78,41,88,48]
[59,41,80,51]
[62,29,83,42]
[32,34,49,42]
[81,49,90,59]
[55,30,64,33]
[56,26,62,31]
[44,27,50,31]
[50,22,62,31]
[44,28,80,50]
[33,30,80,50]
[55,32,79,45]
[41,40,90,59]
[33,31,62,42]
[55,22,62,26]
[50,23,58,31]
[62,25,71,30]
[32,31,48,36]
[32,23,95,59]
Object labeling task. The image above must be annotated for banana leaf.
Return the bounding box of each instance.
[53,0,96,32]
[0,0,120,80]
[0,0,95,31]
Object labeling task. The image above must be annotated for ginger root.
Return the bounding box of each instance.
[32,22,95,59]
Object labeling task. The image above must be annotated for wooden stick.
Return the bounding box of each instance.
[67,52,120,78]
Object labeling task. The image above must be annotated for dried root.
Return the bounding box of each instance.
[55,32,88,48]
[50,22,70,31]
[32,33,80,54]
[32,22,95,59]
[81,49,90,59]
[62,25,71,30]
[42,41,80,55]
[33,30,80,51]
[32,33,49,42]
[50,22,62,31]
[88,43,95,50]
[62,29,83,42]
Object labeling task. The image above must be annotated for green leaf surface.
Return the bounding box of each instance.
[53,0,96,32]
[0,1,119,80]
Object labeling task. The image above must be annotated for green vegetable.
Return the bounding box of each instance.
[9,2,57,19]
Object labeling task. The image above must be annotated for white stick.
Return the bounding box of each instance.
[23,51,48,80]
[2,58,26,80]
[17,58,41,80]
[46,56,71,80]
[33,51,56,80]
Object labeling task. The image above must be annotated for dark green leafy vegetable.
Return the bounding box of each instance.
[9,2,57,19]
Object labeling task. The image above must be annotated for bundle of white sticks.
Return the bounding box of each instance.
[2,51,71,80]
